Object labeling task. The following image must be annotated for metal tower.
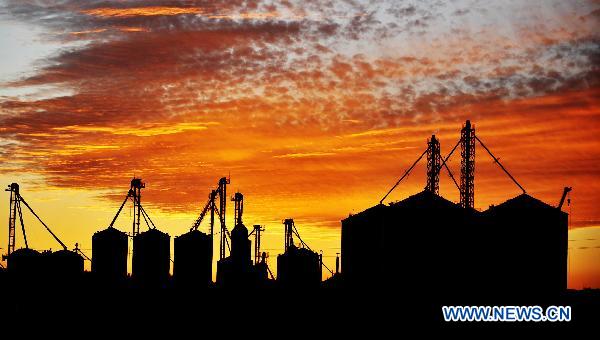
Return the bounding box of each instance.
[460,120,475,209]
[218,176,230,260]
[284,218,294,251]
[426,134,441,195]
[5,183,27,257]
[209,189,217,260]
[232,192,243,227]
[130,178,145,236]
[253,224,265,264]
[3,183,66,262]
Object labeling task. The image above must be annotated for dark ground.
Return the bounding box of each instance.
[1,273,597,332]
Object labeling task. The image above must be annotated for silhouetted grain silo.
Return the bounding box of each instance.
[342,190,480,293]
[277,246,321,288]
[7,248,42,276]
[482,194,568,297]
[43,249,84,288]
[174,230,212,287]
[341,204,387,287]
[47,249,84,276]
[340,121,571,298]
[92,227,128,285]
[5,248,43,289]
[132,228,170,288]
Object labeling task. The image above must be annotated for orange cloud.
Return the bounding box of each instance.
[51,122,218,137]
[81,7,204,18]
[69,28,108,35]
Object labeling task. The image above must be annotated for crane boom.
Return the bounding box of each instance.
[558,187,572,210]
[192,191,216,231]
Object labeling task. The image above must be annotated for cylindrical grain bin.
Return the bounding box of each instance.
[174,229,212,287]
[132,228,170,288]
[92,227,128,285]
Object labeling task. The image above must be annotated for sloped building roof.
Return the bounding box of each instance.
[486,193,563,212]
[389,190,460,210]
[343,190,464,223]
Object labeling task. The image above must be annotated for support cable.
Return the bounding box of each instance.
[380,148,428,204]
[108,193,131,228]
[475,135,526,194]
[436,137,462,192]
[292,226,311,251]
[442,162,460,192]
[18,194,67,250]
[17,200,28,249]
[321,260,334,275]
[139,205,157,230]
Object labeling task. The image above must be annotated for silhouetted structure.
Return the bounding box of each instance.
[130,178,145,237]
[426,135,441,194]
[277,246,321,288]
[252,225,271,283]
[218,177,230,261]
[0,123,593,325]
[47,249,84,276]
[216,219,253,287]
[6,248,42,278]
[132,228,170,288]
[277,219,322,288]
[0,123,570,300]
[2,182,85,290]
[460,120,475,208]
[45,249,84,286]
[4,248,44,291]
[6,183,23,257]
[174,229,212,287]
[4,182,70,256]
[255,252,270,282]
[92,226,128,285]
[216,192,273,287]
[342,189,568,297]
[342,190,478,293]
[482,194,568,295]
[5,247,83,289]
[342,120,568,298]
[231,222,251,264]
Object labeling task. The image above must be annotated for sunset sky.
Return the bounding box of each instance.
[0,0,598,288]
